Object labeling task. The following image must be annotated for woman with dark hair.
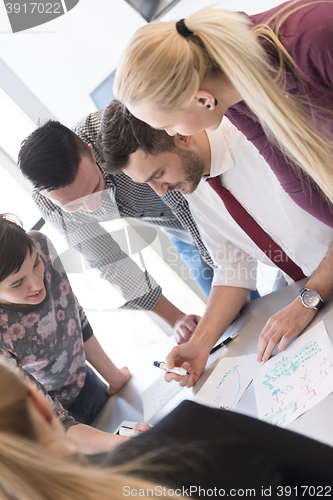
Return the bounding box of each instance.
[0,214,134,453]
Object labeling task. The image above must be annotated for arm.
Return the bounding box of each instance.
[166,285,249,387]
[160,192,217,342]
[226,107,333,229]
[34,192,198,338]
[0,351,78,429]
[257,243,333,362]
[227,6,333,228]
[35,192,201,334]
[73,294,131,395]
[33,190,161,310]
[162,192,256,371]
[67,423,128,454]
[84,334,130,395]
[1,354,144,454]
[67,421,150,454]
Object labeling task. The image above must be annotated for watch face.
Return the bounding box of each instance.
[303,290,320,308]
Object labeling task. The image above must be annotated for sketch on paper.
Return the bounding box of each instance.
[254,321,333,427]
[194,353,260,410]
[142,374,183,421]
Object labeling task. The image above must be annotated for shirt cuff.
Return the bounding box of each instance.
[212,261,258,290]
[120,283,162,310]
[82,322,94,342]
[62,418,80,432]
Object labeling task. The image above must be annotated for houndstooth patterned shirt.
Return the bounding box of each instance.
[33,110,213,310]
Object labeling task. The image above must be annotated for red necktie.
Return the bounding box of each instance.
[207,176,306,282]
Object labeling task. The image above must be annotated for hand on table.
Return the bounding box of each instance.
[106,367,131,396]
[173,314,201,344]
[165,341,210,388]
[257,297,317,362]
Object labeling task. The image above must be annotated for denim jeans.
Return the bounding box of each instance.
[66,364,109,425]
[169,239,261,301]
[169,239,214,298]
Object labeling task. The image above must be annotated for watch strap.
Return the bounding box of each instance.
[298,286,324,310]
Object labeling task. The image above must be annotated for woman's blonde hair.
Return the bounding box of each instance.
[0,360,180,500]
[115,1,333,202]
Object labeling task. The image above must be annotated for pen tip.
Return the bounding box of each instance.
[153,361,160,367]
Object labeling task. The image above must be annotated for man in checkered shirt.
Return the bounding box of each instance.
[18,109,214,341]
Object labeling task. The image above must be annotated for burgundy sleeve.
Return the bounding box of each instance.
[226,105,333,229]
[225,2,333,228]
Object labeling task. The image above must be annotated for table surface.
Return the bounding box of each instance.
[93,278,333,446]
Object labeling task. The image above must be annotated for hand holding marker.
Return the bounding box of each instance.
[153,361,189,376]
[154,332,238,377]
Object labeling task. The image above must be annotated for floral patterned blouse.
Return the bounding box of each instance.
[0,231,93,427]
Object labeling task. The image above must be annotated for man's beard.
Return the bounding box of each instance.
[168,147,205,194]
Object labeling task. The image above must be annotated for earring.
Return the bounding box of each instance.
[207,99,218,110]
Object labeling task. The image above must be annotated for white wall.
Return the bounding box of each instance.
[0,0,146,126]
[163,0,282,18]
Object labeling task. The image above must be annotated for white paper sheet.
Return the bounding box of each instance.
[194,353,261,410]
[142,374,183,421]
[254,321,333,427]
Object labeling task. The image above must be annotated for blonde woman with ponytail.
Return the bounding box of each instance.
[0,357,332,499]
[115,0,333,227]
[115,0,333,367]
[0,359,176,500]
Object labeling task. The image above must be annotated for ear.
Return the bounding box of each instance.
[88,143,96,161]
[27,386,54,423]
[194,90,217,109]
[174,133,194,149]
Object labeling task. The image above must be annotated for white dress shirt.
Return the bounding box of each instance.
[185,118,333,290]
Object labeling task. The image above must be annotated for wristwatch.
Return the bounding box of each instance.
[298,286,324,310]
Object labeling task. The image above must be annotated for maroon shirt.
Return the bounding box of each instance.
[226,0,333,227]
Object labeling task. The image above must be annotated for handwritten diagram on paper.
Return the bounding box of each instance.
[142,374,183,422]
[194,353,260,410]
[254,321,333,428]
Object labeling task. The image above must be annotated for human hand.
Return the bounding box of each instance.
[257,298,317,362]
[173,314,201,344]
[118,422,151,439]
[165,341,210,388]
[106,367,131,396]
[133,422,151,433]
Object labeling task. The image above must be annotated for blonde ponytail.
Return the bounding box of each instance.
[0,360,183,500]
[0,433,180,500]
[115,1,333,203]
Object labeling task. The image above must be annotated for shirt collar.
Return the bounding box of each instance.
[98,159,116,188]
[91,143,116,189]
